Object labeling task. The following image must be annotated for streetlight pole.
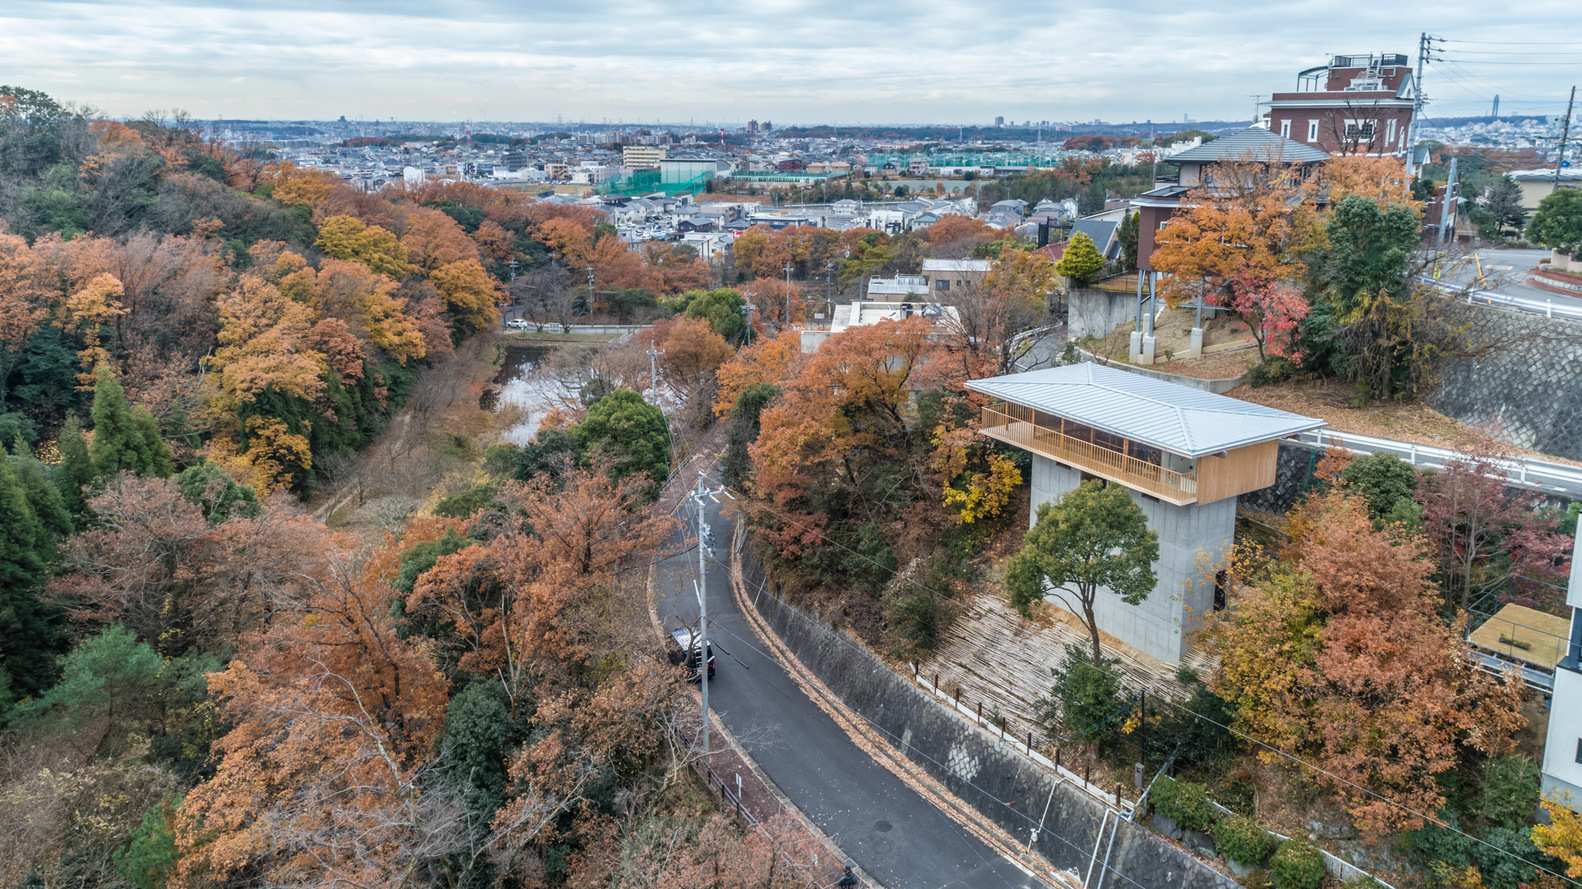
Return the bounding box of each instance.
[825,260,836,319]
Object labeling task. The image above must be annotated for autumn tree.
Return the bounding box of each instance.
[945,247,1059,376]
[713,327,803,418]
[170,536,456,889]
[430,258,502,334]
[651,317,733,407]
[749,317,943,565]
[314,214,413,279]
[1202,490,1527,832]
[1005,480,1158,663]
[1226,271,1310,361]
[1150,153,1319,310]
[1415,441,1571,613]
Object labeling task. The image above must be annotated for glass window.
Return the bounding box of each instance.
[1307,121,1318,142]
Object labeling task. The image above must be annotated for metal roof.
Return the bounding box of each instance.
[967,363,1324,458]
[1165,126,1329,166]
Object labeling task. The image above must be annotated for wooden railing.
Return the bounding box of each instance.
[980,404,1199,504]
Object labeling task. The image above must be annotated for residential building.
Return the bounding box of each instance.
[968,363,1323,663]
[622,144,667,171]
[865,275,929,299]
[800,300,960,353]
[921,258,992,299]
[1543,525,1582,807]
[1266,53,1416,158]
[1130,126,1328,272]
[1508,169,1582,213]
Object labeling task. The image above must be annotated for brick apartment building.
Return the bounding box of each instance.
[1266,52,1416,158]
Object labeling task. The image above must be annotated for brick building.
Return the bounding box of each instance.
[1266,53,1416,158]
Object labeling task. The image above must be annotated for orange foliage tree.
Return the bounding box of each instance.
[1201,489,1526,833]
[1150,155,1321,310]
[750,317,944,557]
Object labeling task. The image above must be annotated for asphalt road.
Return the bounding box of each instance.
[1433,247,1582,311]
[655,491,1043,889]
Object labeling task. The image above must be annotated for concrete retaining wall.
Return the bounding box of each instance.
[1075,352,1248,394]
[740,548,1234,889]
[1069,287,1140,343]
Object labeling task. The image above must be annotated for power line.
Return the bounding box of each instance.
[702,467,1581,886]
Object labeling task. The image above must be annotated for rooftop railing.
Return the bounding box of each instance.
[980,403,1199,504]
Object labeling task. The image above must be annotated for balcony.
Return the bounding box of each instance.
[980,403,1200,505]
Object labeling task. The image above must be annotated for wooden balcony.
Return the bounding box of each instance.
[980,404,1200,505]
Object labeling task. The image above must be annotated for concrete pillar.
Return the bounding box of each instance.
[1183,327,1204,359]
[1129,330,1143,364]
[1139,334,1157,366]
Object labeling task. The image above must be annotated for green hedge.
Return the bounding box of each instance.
[1270,840,1327,889]
[1151,775,1218,834]
[1216,815,1277,867]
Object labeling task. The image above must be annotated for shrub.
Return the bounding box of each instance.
[1248,356,1296,388]
[1270,840,1327,889]
[1151,775,1218,833]
[1217,815,1277,867]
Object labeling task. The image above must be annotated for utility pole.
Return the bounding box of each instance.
[782,263,794,329]
[1439,155,1459,246]
[1555,86,1577,189]
[689,472,716,764]
[1406,33,1441,181]
[647,340,665,405]
[586,265,595,322]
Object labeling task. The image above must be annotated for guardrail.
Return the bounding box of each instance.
[1296,429,1582,497]
[1417,273,1582,321]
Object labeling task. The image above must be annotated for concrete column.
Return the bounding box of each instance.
[1140,334,1157,366]
[1184,327,1204,359]
[1129,330,1143,364]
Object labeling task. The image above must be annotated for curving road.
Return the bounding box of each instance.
[655,486,1044,889]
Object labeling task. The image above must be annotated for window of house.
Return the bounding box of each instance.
[1575,737,1582,764]
[1386,119,1398,144]
[1345,120,1377,143]
[1279,119,1291,139]
[1307,120,1318,142]
[935,279,950,292]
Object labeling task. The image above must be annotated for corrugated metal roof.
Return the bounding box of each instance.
[967,363,1324,458]
[1165,126,1329,165]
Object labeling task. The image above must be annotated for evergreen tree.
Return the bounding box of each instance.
[1117,210,1140,272]
[88,368,174,478]
[0,444,62,698]
[573,389,671,494]
[10,434,72,548]
[1485,176,1526,235]
[54,413,96,516]
[1055,232,1107,286]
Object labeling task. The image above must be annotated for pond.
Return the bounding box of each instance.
[493,345,571,445]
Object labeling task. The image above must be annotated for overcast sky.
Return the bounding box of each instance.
[3,0,1580,126]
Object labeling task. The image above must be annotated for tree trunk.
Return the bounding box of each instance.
[1081,587,1104,665]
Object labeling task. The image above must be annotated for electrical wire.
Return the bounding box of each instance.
[697,467,1582,887]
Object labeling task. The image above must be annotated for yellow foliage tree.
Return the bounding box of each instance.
[1534,801,1582,877]
[61,272,128,386]
[315,215,413,279]
[429,259,501,334]
[942,451,1022,524]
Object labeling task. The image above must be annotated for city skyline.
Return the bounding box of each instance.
[3,0,1581,125]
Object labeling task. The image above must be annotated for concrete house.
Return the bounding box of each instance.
[967,364,1323,664]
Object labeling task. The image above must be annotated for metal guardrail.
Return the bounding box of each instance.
[1296,429,1582,498]
[1417,273,1582,321]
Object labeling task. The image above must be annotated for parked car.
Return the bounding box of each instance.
[667,627,715,682]
[505,318,530,331]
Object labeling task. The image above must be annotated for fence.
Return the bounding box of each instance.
[982,403,1199,503]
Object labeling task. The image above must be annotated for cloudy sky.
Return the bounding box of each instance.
[3,0,1580,126]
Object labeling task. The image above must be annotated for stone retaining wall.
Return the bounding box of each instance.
[1432,303,1582,460]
